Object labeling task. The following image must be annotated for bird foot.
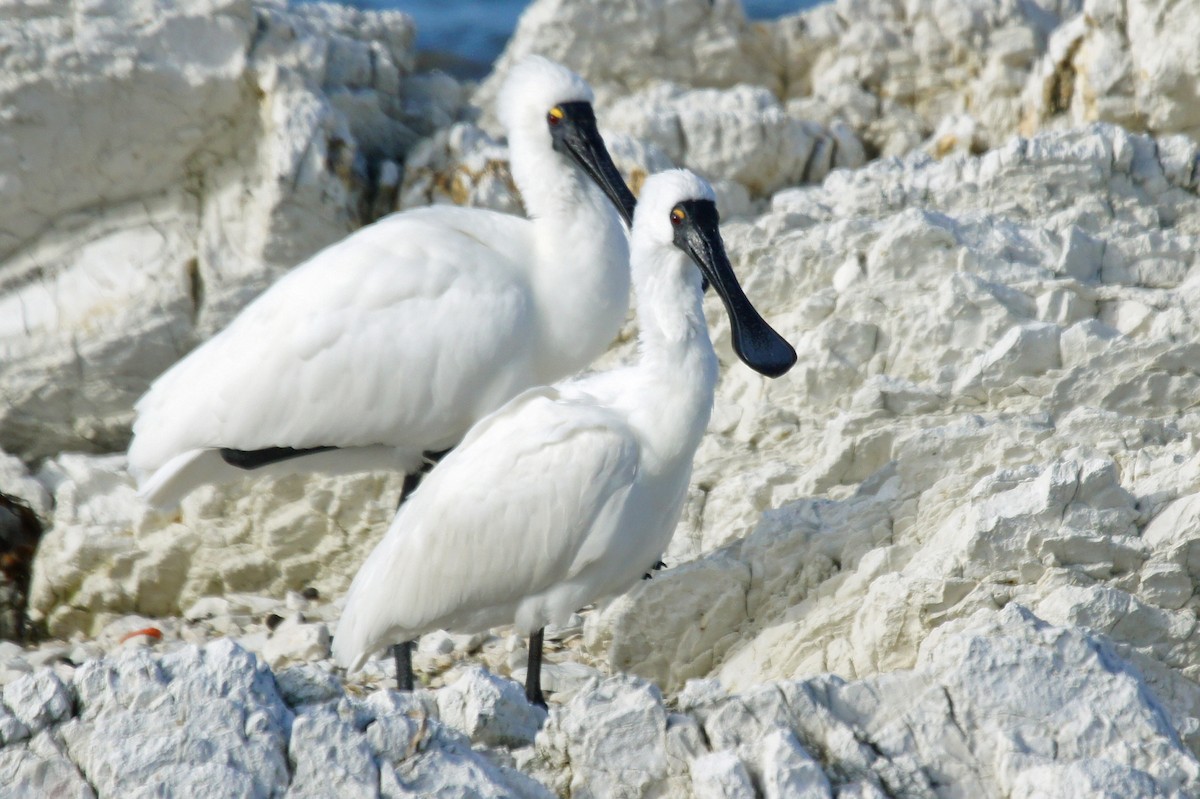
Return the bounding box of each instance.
[527,690,548,710]
[642,559,668,580]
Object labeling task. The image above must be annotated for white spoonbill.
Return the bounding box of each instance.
[332,169,797,706]
[128,56,634,505]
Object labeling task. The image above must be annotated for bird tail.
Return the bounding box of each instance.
[137,449,227,509]
[332,608,373,673]
[136,445,427,510]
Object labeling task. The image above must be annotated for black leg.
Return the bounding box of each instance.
[398,471,422,508]
[393,641,414,691]
[389,449,453,691]
[392,473,421,692]
[643,559,668,580]
[525,627,547,708]
[397,448,452,509]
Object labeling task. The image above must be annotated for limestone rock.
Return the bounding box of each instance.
[604,81,865,196]
[435,666,546,748]
[62,639,291,797]
[0,732,94,799]
[288,702,379,797]
[1022,0,1200,141]
[475,0,779,122]
[690,750,756,799]
[1,670,72,737]
[529,674,677,798]
[0,0,430,461]
[0,639,561,797]
[260,615,331,669]
[28,452,404,636]
[397,121,674,213]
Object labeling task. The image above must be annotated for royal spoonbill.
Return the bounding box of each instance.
[129,56,634,504]
[332,169,797,706]
[126,57,637,687]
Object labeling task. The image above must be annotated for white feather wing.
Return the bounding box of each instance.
[129,208,535,479]
[333,387,641,670]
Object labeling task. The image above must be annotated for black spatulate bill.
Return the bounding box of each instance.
[672,200,797,378]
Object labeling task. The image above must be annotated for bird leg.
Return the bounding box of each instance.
[642,559,668,580]
[397,448,452,507]
[525,627,547,708]
[399,471,422,507]
[391,449,453,692]
[393,642,414,692]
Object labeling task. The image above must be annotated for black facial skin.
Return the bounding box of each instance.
[549,101,637,227]
[672,200,798,378]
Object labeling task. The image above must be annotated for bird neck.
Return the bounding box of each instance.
[509,135,632,381]
[623,245,719,464]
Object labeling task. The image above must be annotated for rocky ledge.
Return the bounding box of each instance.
[3,0,1200,796]
[5,603,1195,797]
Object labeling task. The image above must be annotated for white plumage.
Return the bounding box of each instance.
[333,170,796,698]
[128,57,635,507]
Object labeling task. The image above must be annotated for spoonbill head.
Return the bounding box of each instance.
[634,169,797,378]
[500,56,634,226]
[127,57,636,511]
[333,169,795,705]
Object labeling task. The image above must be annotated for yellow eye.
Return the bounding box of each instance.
[670,208,686,226]
[547,106,565,126]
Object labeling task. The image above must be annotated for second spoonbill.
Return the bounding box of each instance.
[332,169,796,705]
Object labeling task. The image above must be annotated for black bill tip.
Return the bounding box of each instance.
[731,321,797,378]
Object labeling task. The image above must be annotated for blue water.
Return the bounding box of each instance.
[297,1,825,77]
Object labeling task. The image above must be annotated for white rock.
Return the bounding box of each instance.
[0,702,31,746]
[535,675,670,798]
[690,750,755,799]
[384,720,554,798]
[1059,319,1123,368]
[63,640,291,797]
[476,0,779,120]
[954,321,1062,400]
[1023,0,1200,141]
[0,0,426,460]
[0,732,94,799]
[604,82,860,195]
[510,660,606,702]
[29,450,404,635]
[283,591,310,612]
[2,670,72,736]
[184,596,233,622]
[1138,561,1194,610]
[397,122,523,214]
[0,452,52,517]
[419,631,457,657]
[1009,759,1166,799]
[260,616,330,668]
[288,703,379,797]
[759,728,833,799]
[435,666,546,748]
[274,664,343,707]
